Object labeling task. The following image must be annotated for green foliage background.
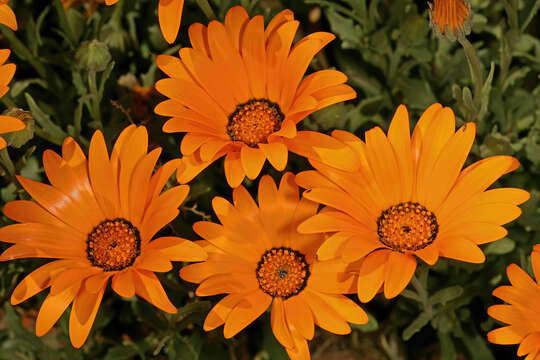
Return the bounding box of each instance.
[0,0,539,359]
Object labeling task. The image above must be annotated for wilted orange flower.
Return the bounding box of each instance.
[488,245,540,359]
[0,49,25,149]
[180,173,367,359]
[0,125,206,347]
[0,0,17,31]
[104,0,183,44]
[155,6,356,188]
[429,0,471,39]
[296,104,529,302]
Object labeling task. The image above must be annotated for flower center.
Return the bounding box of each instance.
[227,99,284,147]
[256,247,310,299]
[377,202,439,252]
[86,218,141,271]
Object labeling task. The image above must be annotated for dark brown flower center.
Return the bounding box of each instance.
[256,247,309,299]
[86,218,141,271]
[377,202,439,252]
[227,99,284,147]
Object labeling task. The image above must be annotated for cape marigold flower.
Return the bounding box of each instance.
[296,104,529,302]
[103,0,183,44]
[0,0,17,30]
[0,50,25,149]
[0,125,206,348]
[154,6,356,188]
[428,0,472,39]
[180,173,368,359]
[487,245,540,359]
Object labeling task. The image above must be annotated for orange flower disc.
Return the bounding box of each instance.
[377,202,438,252]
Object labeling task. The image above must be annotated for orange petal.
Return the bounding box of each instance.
[203,292,246,331]
[36,282,80,336]
[69,285,106,348]
[271,297,294,349]
[180,261,253,284]
[387,105,413,201]
[384,252,417,299]
[224,151,245,188]
[135,250,173,272]
[223,290,271,338]
[284,295,314,340]
[518,332,540,356]
[112,270,135,298]
[3,200,65,227]
[300,289,350,335]
[0,115,24,133]
[259,142,288,171]
[315,292,368,325]
[415,244,439,265]
[487,326,523,345]
[357,250,390,302]
[240,146,266,180]
[0,4,17,31]
[158,0,184,44]
[437,237,485,263]
[145,236,207,262]
[241,16,266,98]
[88,130,117,218]
[133,269,177,314]
[11,260,78,305]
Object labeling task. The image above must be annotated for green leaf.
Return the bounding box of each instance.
[24,93,67,145]
[402,311,432,341]
[485,238,516,255]
[351,311,379,333]
[429,286,464,306]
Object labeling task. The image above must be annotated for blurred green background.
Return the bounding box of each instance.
[0,0,539,359]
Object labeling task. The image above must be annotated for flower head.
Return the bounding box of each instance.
[488,245,540,359]
[180,173,367,359]
[0,125,206,348]
[0,0,17,31]
[155,6,356,187]
[0,50,25,149]
[297,104,529,302]
[428,0,472,40]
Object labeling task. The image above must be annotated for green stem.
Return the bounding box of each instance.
[196,0,217,21]
[458,37,484,110]
[411,274,434,316]
[0,148,16,182]
[110,0,125,26]
[88,70,102,129]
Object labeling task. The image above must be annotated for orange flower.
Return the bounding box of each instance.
[0,125,207,348]
[0,49,25,149]
[0,0,17,31]
[428,0,471,39]
[154,6,356,188]
[104,0,183,44]
[180,173,367,359]
[488,245,540,359]
[296,104,529,302]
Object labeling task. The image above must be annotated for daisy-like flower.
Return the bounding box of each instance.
[0,49,25,149]
[296,103,529,302]
[180,173,368,359]
[0,0,17,31]
[428,0,472,39]
[154,6,356,188]
[488,245,540,360]
[0,125,206,347]
[105,0,183,44]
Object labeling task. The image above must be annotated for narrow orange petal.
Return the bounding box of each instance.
[158,0,184,44]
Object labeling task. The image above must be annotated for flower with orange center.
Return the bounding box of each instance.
[428,0,472,39]
[487,245,540,359]
[0,49,25,149]
[154,6,356,188]
[0,0,17,31]
[180,173,368,359]
[0,125,207,348]
[296,103,529,302]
